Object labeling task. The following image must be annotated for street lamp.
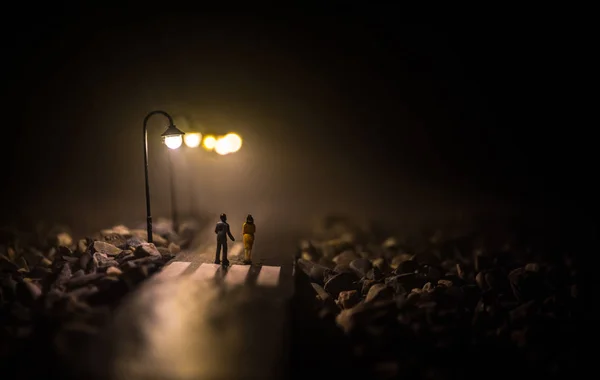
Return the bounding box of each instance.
[143,110,185,244]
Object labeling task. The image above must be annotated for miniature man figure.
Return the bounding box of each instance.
[215,213,235,266]
[242,214,256,265]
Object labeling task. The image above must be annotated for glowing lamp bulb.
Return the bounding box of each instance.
[164,135,183,149]
[184,132,202,148]
[224,133,242,153]
[215,137,231,155]
[202,135,217,150]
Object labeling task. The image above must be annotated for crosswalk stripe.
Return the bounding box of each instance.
[191,263,221,281]
[156,261,191,279]
[157,261,284,288]
[256,265,281,287]
[224,264,250,286]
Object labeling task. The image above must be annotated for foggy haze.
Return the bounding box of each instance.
[2,14,591,240]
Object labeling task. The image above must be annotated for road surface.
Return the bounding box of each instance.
[89,240,295,380]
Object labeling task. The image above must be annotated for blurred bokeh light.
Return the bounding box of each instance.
[214,136,230,155]
[184,132,202,148]
[202,135,217,150]
[224,133,242,153]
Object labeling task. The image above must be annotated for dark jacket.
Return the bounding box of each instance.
[215,221,235,242]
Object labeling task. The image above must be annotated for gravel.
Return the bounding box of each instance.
[294,215,581,379]
[0,219,201,379]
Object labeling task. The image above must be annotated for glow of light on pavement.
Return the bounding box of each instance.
[184,132,202,148]
[214,136,231,155]
[164,135,183,149]
[202,135,217,150]
[223,133,243,153]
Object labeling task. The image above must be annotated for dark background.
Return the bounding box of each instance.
[1,9,593,238]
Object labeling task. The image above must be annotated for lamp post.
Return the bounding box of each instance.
[143,110,185,244]
[168,149,179,234]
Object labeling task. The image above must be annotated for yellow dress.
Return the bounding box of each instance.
[242,222,255,250]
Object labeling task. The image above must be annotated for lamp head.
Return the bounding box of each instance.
[161,124,185,149]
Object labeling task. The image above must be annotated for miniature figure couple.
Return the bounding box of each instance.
[214,213,255,266]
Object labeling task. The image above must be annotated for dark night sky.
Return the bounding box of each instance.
[1,10,594,236]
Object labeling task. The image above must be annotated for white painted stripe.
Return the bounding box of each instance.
[256,266,281,287]
[156,261,191,279]
[191,263,220,281]
[224,264,250,286]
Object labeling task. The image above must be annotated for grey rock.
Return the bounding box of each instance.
[61,255,79,265]
[116,249,135,264]
[52,263,72,290]
[157,246,171,256]
[422,282,434,292]
[129,229,168,247]
[333,264,355,274]
[122,255,162,269]
[317,257,335,268]
[16,280,42,306]
[93,252,119,268]
[361,278,379,296]
[93,241,122,256]
[405,291,421,306]
[324,272,359,298]
[391,272,427,290]
[371,258,390,274]
[15,256,29,271]
[134,243,161,258]
[366,283,395,303]
[441,259,458,273]
[79,252,92,271]
[66,273,103,289]
[332,250,359,266]
[106,266,122,276]
[394,259,419,275]
[311,282,334,303]
[384,276,408,295]
[297,259,331,285]
[57,245,73,256]
[67,284,99,300]
[101,233,128,249]
[76,239,89,254]
[125,237,144,249]
[365,266,385,281]
[349,258,372,278]
[337,289,361,309]
[72,269,85,278]
[168,242,181,255]
[121,265,150,288]
[390,253,412,270]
